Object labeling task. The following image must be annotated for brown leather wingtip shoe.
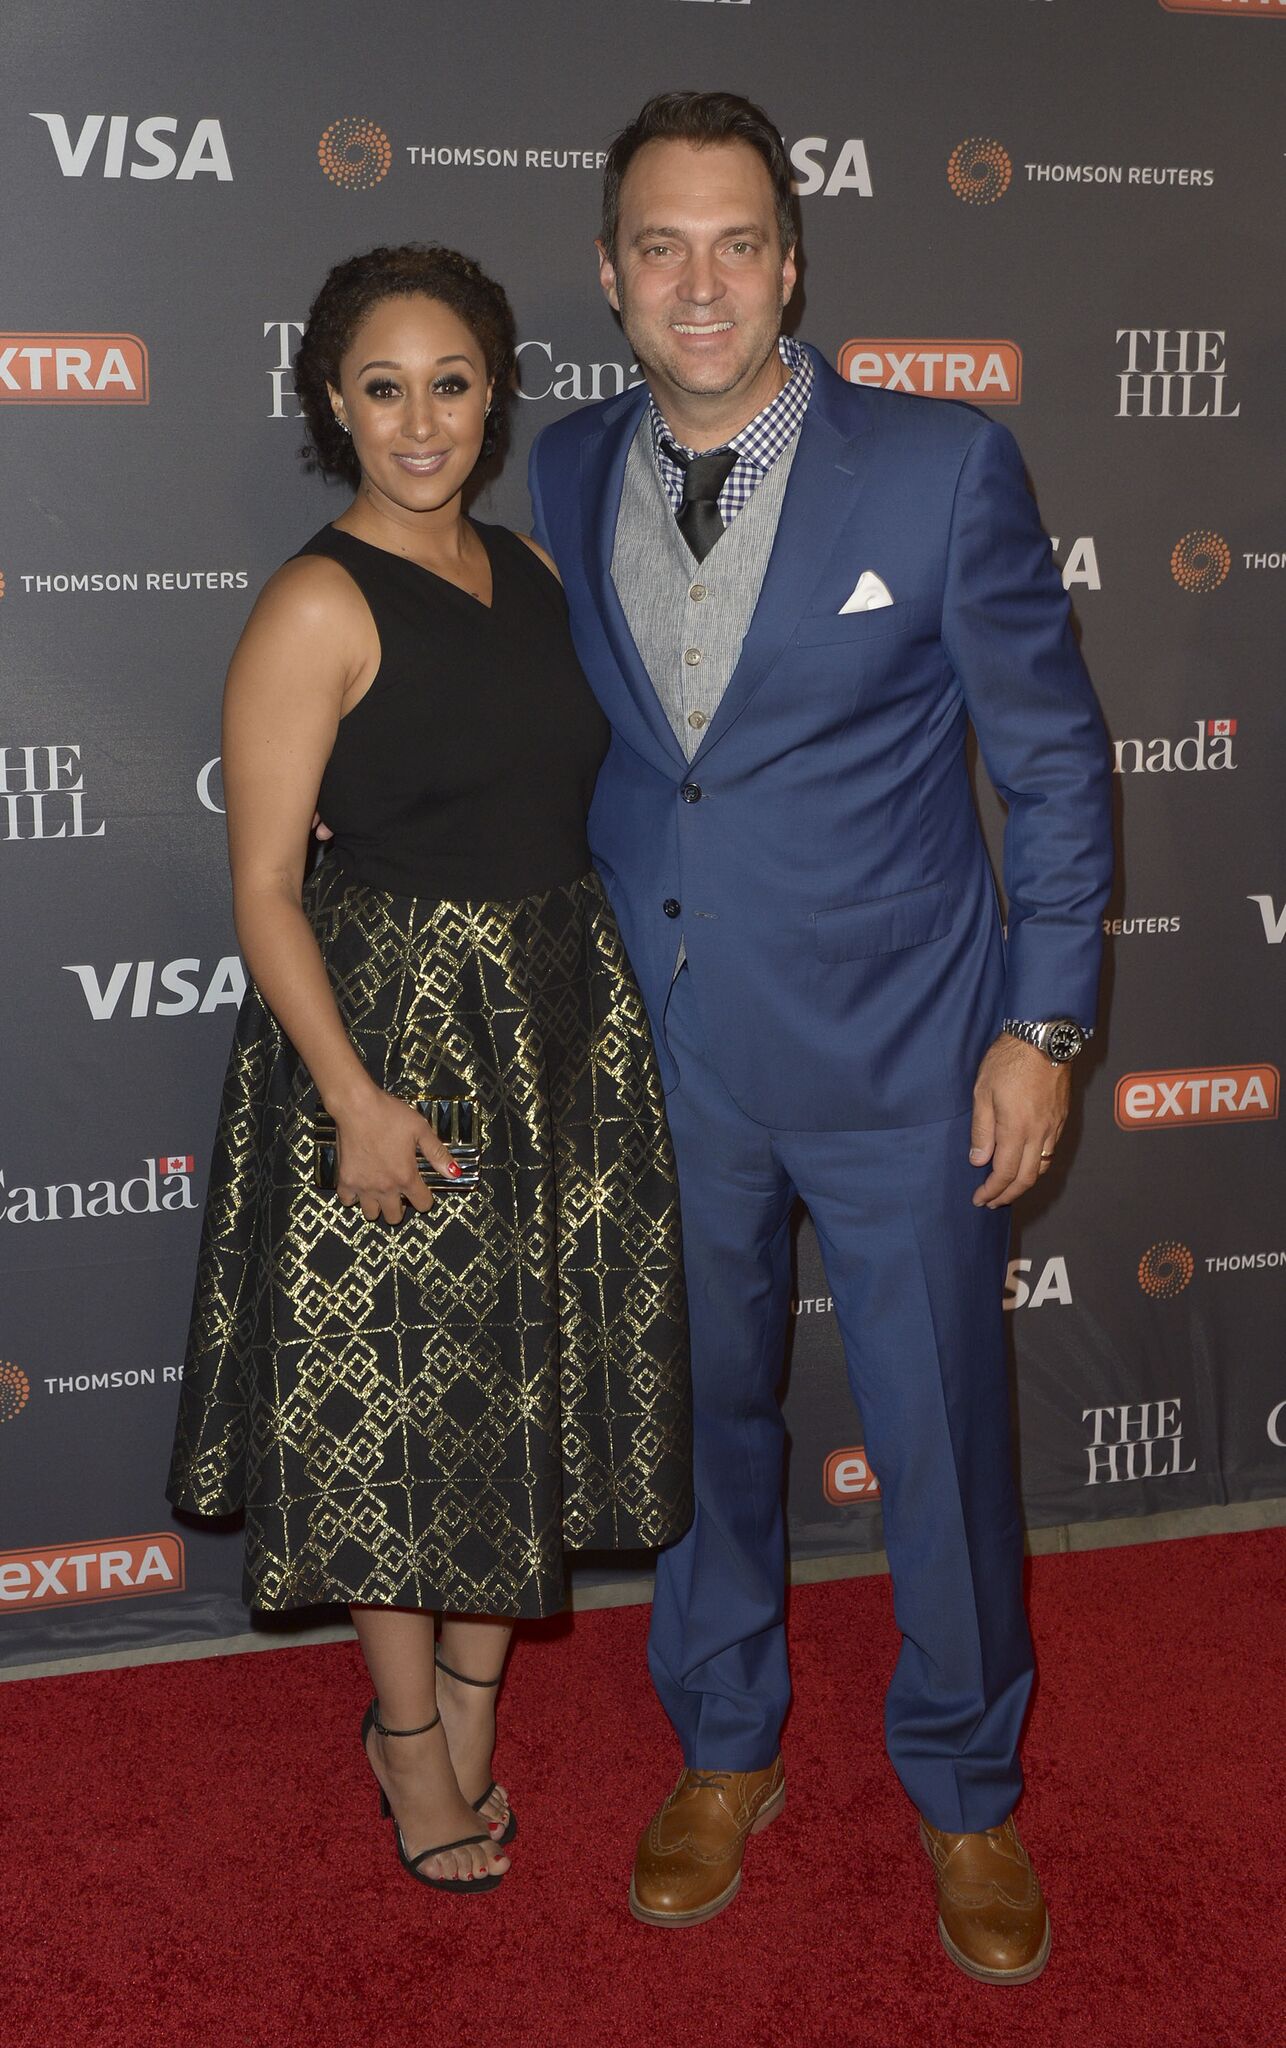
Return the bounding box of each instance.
[919,1814,1050,1984]
[628,1759,786,1928]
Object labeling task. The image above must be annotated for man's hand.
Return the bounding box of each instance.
[969,1033,1070,1208]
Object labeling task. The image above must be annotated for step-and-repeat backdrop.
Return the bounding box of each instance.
[2,0,1283,1666]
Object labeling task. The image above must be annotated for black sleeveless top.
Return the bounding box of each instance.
[298,522,608,902]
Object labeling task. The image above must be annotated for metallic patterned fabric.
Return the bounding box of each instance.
[167,858,692,1617]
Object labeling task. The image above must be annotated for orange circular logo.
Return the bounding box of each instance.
[1137,1242,1195,1300]
[1170,530,1231,594]
[947,138,1012,205]
[0,1362,31,1424]
[318,118,392,191]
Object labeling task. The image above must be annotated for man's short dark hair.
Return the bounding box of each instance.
[601,91,796,260]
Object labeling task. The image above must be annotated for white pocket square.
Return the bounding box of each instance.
[839,570,894,614]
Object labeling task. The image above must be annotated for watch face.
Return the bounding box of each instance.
[1046,1020,1085,1064]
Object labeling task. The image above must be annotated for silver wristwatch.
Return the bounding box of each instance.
[1001,1018,1088,1065]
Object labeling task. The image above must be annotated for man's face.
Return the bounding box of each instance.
[598,138,796,421]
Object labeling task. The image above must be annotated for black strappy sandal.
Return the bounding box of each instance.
[359,1700,506,1894]
[434,1654,519,1849]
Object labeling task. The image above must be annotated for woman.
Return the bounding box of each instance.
[167,244,691,1895]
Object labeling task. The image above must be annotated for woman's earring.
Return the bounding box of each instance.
[334,415,350,435]
[484,402,492,417]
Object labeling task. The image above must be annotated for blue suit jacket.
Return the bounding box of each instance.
[529,345,1113,1130]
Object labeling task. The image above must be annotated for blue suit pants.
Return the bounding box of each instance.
[648,965,1033,1831]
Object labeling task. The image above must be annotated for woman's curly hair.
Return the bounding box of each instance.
[294,244,517,487]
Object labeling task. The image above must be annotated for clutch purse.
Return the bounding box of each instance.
[312,1092,481,1193]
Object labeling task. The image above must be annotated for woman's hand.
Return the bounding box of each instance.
[333,1086,461,1222]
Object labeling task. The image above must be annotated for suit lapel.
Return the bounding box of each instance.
[579,396,688,771]
[691,369,874,763]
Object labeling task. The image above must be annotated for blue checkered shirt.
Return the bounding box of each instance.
[649,336,813,527]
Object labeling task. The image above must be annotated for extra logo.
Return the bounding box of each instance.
[1159,1,1285,15]
[1137,1241,1195,1299]
[823,1447,881,1504]
[1115,1065,1279,1130]
[1171,531,1231,592]
[0,1534,185,1609]
[1082,1400,1195,1485]
[838,339,1021,402]
[0,334,148,404]
[1116,329,1240,417]
[30,114,231,180]
[0,1362,31,1425]
[63,958,246,1020]
[947,138,1012,205]
[318,117,392,190]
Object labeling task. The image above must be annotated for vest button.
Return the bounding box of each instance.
[689,583,708,602]
[684,647,703,667]
[687,710,708,730]
[663,899,681,919]
[681,784,703,804]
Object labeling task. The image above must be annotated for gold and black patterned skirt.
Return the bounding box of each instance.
[166,857,691,1617]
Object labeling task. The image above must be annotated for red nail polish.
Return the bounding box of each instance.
[447,1159,462,1178]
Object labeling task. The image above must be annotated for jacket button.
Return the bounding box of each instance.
[681,784,702,804]
[663,899,681,919]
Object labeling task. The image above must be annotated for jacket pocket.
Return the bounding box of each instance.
[792,600,938,649]
[813,880,952,963]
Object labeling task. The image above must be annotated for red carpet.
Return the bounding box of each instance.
[3,1528,1282,2048]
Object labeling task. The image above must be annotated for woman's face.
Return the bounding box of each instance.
[327,292,493,518]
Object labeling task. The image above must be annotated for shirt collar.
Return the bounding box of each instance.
[648,335,812,469]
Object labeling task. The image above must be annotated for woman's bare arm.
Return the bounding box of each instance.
[223,558,454,1219]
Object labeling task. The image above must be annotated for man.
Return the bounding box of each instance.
[528,91,1112,1981]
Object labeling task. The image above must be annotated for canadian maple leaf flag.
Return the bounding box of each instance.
[1207,719,1237,737]
[158,1155,194,1174]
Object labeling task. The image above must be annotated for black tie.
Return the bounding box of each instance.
[662,441,739,563]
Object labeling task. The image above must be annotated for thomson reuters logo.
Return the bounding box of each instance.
[0,1362,30,1424]
[838,339,1021,402]
[318,117,392,189]
[823,1446,881,1504]
[1171,531,1231,593]
[1137,1242,1195,1299]
[0,334,148,404]
[1114,1064,1279,1129]
[947,138,1012,205]
[0,1534,185,1608]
